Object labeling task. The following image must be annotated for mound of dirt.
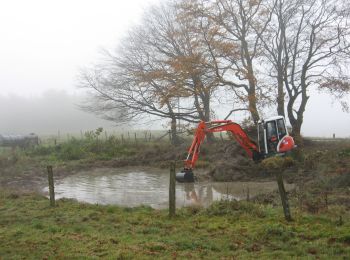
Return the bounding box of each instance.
[197,142,270,182]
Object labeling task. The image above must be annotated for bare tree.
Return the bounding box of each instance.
[167,0,225,141]
[206,0,273,124]
[79,1,222,144]
[79,26,199,144]
[257,0,291,117]
[275,0,350,142]
[80,0,350,145]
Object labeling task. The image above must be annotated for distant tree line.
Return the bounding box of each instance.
[79,0,350,145]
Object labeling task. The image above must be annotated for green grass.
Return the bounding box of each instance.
[20,137,178,167]
[0,192,349,259]
[28,136,141,161]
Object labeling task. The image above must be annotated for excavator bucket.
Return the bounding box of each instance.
[175,169,195,183]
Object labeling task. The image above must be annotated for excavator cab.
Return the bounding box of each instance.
[257,116,294,157]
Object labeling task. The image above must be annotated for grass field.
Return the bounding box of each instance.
[0,191,349,259]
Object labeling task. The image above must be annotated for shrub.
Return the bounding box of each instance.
[58,139,85,160]
[261,156,295,171]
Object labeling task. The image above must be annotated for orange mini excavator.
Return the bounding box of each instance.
[176,116,295,182]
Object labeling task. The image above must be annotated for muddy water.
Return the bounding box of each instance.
[45,167,294,209]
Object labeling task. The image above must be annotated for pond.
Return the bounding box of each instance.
[44,167,294,209]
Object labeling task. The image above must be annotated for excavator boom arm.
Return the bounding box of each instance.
[184,120,259,170]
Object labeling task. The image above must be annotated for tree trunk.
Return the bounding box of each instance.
[287,78,309,147]
[287,101,305,147]
[193,83,215,143]
[170,117,180,146]
[244,39,260,125]
[277,12,286,118]
[246,57,260,124]
[286,95,303,145]
[291,120,303,146]
[203,93,215,143]
[248,88,260,125]
[277,71,285,117]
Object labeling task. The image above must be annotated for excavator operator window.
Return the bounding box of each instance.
[266,121,278,153]
[277,119,287,139]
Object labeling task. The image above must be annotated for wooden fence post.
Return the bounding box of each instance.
[275,172,292,221]
[169,162,176,218]
[47,166,55,207]
[262,157,293,222]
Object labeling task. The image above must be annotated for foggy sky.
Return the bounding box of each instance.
[0,90,114,135]
[0,0,159,96]
[0,0,349,137]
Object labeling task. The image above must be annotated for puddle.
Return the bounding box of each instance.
[44,167,294,209]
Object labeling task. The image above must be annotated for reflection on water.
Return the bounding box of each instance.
[44,167,294,209]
